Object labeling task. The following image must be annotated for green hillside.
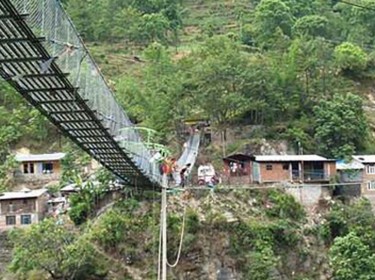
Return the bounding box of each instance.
[4,1,375,280]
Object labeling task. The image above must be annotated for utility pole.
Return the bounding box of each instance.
[159,174,168,280]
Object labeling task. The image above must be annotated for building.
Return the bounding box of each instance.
[60,183,77,196]
[251,155,336,184]
[14,153,66,186]
[352,155,375,195]
[335,159,364,196]
[222,154,252,184]
[0,189,49,229]
[47,197,68,217]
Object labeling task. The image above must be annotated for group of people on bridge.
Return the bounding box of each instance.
[160,158,191,187]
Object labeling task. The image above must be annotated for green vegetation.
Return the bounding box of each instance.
[314,92,368,158]
[68,170,115,225]
[62,0,375,158]
[9,219,107,279]
[329,232,375,280]
[2,0,375,164]
[66,0,183,47]
[4,0,375,279]
[0,81,55,191]
[7,186,375,279]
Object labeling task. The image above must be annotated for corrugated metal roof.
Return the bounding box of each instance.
[0,189,48,200]
[352,155,375,163]
[61,183,77,192]
[254,155,328,162]
[15,153,66,162]
[61,181,101,192]
[336,160,365,170]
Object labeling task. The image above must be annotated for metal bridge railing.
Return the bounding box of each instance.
[9,0,159,184]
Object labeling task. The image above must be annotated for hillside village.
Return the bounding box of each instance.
[3,0,375,279]
[2,149,375,229]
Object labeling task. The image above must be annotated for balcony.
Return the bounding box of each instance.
[292,170,329,182]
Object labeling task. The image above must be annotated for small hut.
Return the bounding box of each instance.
[222,154,252,185]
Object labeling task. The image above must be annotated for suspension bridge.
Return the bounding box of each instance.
[0,1,200,279]
[0,0,199,190]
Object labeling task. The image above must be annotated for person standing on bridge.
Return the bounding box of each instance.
[161,157,178,184]
[180,163,191,188]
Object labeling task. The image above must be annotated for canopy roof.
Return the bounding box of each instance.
[254,155,329,162]
[0,189,47,200]
[15,153,66,162]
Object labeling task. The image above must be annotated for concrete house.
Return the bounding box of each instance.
[352,155,375,195]
[251,155,336,184]
[14,153,66,186]
[335,159,364,196]
[0,189,49,230]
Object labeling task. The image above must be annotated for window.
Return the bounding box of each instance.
[8,203,13,213]
[21,214,31,225]
[42,162,53,174]
[368,181,375,190]
[23,163,28,174]
[22,163,34,174]
[266,164,273,170]
[6,216,16,225]
[283,163,289,170]
[367,165,375,174]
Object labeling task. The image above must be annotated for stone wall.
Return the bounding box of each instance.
[285,185,324,208]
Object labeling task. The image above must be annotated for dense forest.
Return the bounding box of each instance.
[64,0,375,160]
[3,0,375,279]
[2,0,375,173]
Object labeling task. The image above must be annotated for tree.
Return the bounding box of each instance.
[293,15,329,38]
[9,219,106,279]
[60,143,91,184]
[335,0,375,45]
[325,199,375,247]
[68,174,110,225]
[185,36,252,142]
[117,42,187,136]
[67,0,183,45]
[0,81,51,190]
[112,7,143,42]
[140,13,170,44]
[334,42,368,73]
[329,232,375,280]
[253,0,294,47]
[0,155,16,192]
[313,93,368,158]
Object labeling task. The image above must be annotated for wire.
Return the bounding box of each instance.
[166,206,187,268]
[338,0,375,11]
[175,181,366,191]
[157,219,162,280]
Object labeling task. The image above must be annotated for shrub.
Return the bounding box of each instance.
[244,241,280,279]
[93,209,127,250]
[265,189,305,221]
[186,209,200,234]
